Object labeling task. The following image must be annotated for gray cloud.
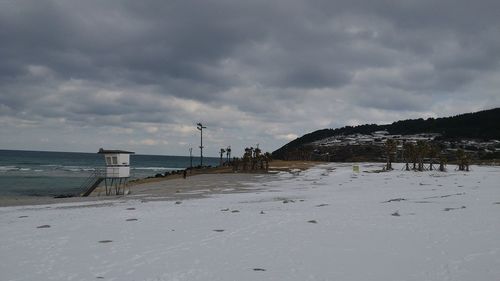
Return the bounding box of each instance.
[1,0,499,155]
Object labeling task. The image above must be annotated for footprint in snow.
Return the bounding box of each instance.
[443,206,466,211]
[37,225,51,228]
[440,193,465,198]
[98,240,113,243]
[383,198,406,203]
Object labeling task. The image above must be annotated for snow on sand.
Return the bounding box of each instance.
[1,163,499,281]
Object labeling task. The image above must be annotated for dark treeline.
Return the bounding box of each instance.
[388,108,500,138]
[273,108,500,159]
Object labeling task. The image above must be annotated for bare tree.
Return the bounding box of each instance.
[456,149,470,171]
[263,152,272,172]
[416,141,428,171]
[439,154,447,172]
[219,148,226,166]
[226,146,231,163]
[243,147,253,171]
[403,142,414,171]
[428,144,440,171]
[456,149,465,171]
[385,139,397,170]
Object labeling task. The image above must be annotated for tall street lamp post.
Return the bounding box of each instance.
[196,123,206,166]
[189,147,193,168]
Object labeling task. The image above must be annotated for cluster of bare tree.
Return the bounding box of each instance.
[384,139,397,170]
[384,140,471,172]
[232,147,272,172]
[455,149,471,171]
[384,140,445,172]
[219,146,232,166]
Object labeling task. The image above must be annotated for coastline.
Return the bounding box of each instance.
[0,160,323,208]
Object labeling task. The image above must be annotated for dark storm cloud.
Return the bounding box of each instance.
[1,0,500,154]
[2,1,499,93]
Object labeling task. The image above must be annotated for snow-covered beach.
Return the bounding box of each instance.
[1,163,499,281]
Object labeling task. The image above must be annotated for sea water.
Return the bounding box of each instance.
[0,150,219,197]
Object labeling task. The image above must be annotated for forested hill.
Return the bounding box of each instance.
[272,108,500,159]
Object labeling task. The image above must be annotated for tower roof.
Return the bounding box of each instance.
[98,148,135,154]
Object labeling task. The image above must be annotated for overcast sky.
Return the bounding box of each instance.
[1,0,499,156]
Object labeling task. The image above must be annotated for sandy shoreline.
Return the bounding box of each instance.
[0,173,277,207]
[0,160,322,207]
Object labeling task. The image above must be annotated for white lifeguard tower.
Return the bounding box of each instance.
[100,149,133,177]
[80,148,135,196]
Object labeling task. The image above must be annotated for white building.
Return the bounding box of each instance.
[98,149,135,178]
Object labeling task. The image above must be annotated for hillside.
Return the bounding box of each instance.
[272,108,500,160]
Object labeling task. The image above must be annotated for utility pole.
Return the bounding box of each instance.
[196,123,206,166]
[189,147,193,168]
